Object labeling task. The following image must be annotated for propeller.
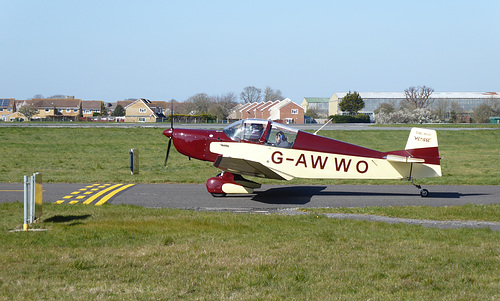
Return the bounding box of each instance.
[164,100,174,167]
[164,137,172,167]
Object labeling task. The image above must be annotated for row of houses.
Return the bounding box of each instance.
[1,96,306,124]
[0,98,167,122]
[227,98,305,124]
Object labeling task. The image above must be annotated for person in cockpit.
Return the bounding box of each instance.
[275,131,291,147]
[248,124,264,141]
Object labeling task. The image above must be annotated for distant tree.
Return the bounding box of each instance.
[404,86,434,109]
[339,91,365,115]
[263,86,283,102]
[433,99,449,122]
[304,108,319,119]
[32,94,44,99]
[112,104,125,116]
[473,99,500,123]
[373,108,440,124]
[100,102,108,116]
[208,92,238,120]
[449,101,464,123]
[17,103,39,121]
[48,95,68,99]
[374,102,396,115]
[185,93,211,114]
[240,86,262,103]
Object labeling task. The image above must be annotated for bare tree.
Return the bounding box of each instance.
[185,93,211,114]
[209,92,238,120]
[263,86,283,102]
[240,86,262,103]
[48,94,68,99]
[374,102,396,115]
[17,102,39,120]
[404,86,434,109]
[433,99,449,121]
[449,101,464,123]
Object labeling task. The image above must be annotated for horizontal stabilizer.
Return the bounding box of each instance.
[384,154,425,163]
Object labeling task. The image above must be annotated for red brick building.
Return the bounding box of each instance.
[229,98,304,124]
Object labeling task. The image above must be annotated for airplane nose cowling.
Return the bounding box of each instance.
[163,128,173,138]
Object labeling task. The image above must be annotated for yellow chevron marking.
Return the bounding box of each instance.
[95,184,135,206]
[83,184,123,205]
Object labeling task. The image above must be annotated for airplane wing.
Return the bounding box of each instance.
[210,142,295,180]
[213,155,291,180]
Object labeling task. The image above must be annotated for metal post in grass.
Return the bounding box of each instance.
[23,175,29,231]
[129,148,139,175]
[33,172,43,222]
[23,172,43,231]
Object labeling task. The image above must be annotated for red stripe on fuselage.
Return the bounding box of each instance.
[292,131,385,159]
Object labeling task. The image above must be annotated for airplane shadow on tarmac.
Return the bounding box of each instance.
[250,186,485,205]
[251,186,327,205]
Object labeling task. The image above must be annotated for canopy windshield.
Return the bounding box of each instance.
[223,119,269,142]
[223,119,298,148]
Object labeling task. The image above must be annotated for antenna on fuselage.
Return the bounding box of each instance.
[313,118,333,135]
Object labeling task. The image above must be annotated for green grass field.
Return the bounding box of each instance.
[1,127,499,300]
[0,127,498,185]
[1,203,499,300]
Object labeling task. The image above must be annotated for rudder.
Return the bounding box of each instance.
[405,128,438,150]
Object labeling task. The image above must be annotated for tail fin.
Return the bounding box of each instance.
[386,128,441,179]
[405,128,438,150]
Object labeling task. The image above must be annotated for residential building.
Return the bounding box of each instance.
[18,98,82,120]
[3,112,27,122]
[269,98,305,124]
[228,98,305,124]
[0,99,16,120]
[123,98,166,122]
[82,101,104,117]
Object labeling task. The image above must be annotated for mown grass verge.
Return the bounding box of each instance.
[0,127,498,185]
[309,204,500,222]
[1,202,499,300]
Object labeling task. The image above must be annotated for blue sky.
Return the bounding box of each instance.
[1,0,499,103]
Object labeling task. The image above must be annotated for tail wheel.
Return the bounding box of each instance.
[420,189,429,197]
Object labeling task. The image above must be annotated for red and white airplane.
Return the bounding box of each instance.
[163,119,441,197]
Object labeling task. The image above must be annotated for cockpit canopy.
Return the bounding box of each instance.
[223,119,298,148]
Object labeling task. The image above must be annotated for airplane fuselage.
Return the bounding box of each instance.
[163,119,441,196]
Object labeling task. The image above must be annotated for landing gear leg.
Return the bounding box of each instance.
[407,163,429,197]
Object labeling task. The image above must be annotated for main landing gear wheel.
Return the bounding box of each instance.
[211,193,227,197]
[206,172,261,197]
[420,189,429,197]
